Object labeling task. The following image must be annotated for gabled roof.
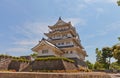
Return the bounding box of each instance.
[53,17,67,26]
[48,17,72,29]
[31,38,63,54]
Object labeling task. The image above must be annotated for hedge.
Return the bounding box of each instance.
[35,57,74,63]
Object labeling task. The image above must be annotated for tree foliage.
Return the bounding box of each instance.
[95,47,113,69]
[118,37,120,41]
[112,45,120,63]
[95,37,120,71]
[95,48,102,62]
[110,62,120,70]
[102,47,113,69]
[30,53,38,59]
[86,60,94,69]
[117,0,120,6]
[94,62,105,70]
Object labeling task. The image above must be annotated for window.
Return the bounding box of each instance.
[66,51,68,54]
[67,34,72,37]
[57,35,60,37]
[58,43,60,45]
[61,42,64,45]
[70,51,73,54]
[42,50,48,54]
[66,42,70,45]
[63,34,67,37]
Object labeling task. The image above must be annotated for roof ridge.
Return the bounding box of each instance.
[54,17,67,26]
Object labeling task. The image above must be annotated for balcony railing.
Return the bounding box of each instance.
[57,45,74,48]
[48,36,74,41]
[49,27,75,33]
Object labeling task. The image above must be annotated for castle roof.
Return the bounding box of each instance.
[48,17,71,29]
[31,38,63,54]
[53,17,67,26]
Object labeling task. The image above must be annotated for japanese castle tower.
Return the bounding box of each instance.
[32,17,87,67]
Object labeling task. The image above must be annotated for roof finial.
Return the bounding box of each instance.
[42,37,45,40]
[59,16,62,20]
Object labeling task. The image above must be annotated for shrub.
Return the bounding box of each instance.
[12,58,30,63]
[0,54,12,58]
[78,66,92,72]
[35,57,74,63]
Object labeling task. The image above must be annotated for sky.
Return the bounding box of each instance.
[0,0,120,63]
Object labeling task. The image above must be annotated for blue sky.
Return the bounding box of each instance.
[0,0,120,63]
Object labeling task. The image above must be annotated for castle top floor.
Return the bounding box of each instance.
[48,17,73,31]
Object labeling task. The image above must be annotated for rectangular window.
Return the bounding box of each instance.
[42,50,48,54]
[58,43,60,45]
[66,51,68,54]
[70,51,73,54]
[63,34,67,37]
[61,42,64,45]
[66,42,70,45]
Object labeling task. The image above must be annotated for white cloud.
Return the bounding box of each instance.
[85,45,96,49]
[5,47,32,56]
[7,21,51,55]
[67,3,87,12]
[105,0,117,3]
[54,0,87,13]
[13,40,37,46]
[98,21,120,36]
[96,8,104,13]
[11,22,49,39]
[84,0,96,3]
[84,0,117,4]
[96,8,104,18]
[87,21,120,38]
[6,47,28,52]
[65,18,86,26]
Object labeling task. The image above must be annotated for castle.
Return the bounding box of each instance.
[32,17,87,67]
[0,17,87,71]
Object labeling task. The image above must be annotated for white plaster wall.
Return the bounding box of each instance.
[63,51,85,60]
[38,48,56,56]
[56,41,73,47]
[62,51,79,59]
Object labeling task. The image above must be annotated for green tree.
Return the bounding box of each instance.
[102,47,113,69]
[96,48,102,62]
[117,0,120,6]
[30,53,38,59]
[95,48,107,70]
[95,47,113,70]
[86,60,94,70]
[94,62,104,70]
[110,62,120,70]
[112,45,120,63]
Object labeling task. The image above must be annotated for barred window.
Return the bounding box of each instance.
[42,50,48,54]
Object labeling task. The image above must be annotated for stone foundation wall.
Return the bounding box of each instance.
[62,60,77,70]
[32,60,77,71]
[0,59,77,71]
[8,61,29,71]
[0,57,12,70]
[4,59,77,72]
[69,58,87,67]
